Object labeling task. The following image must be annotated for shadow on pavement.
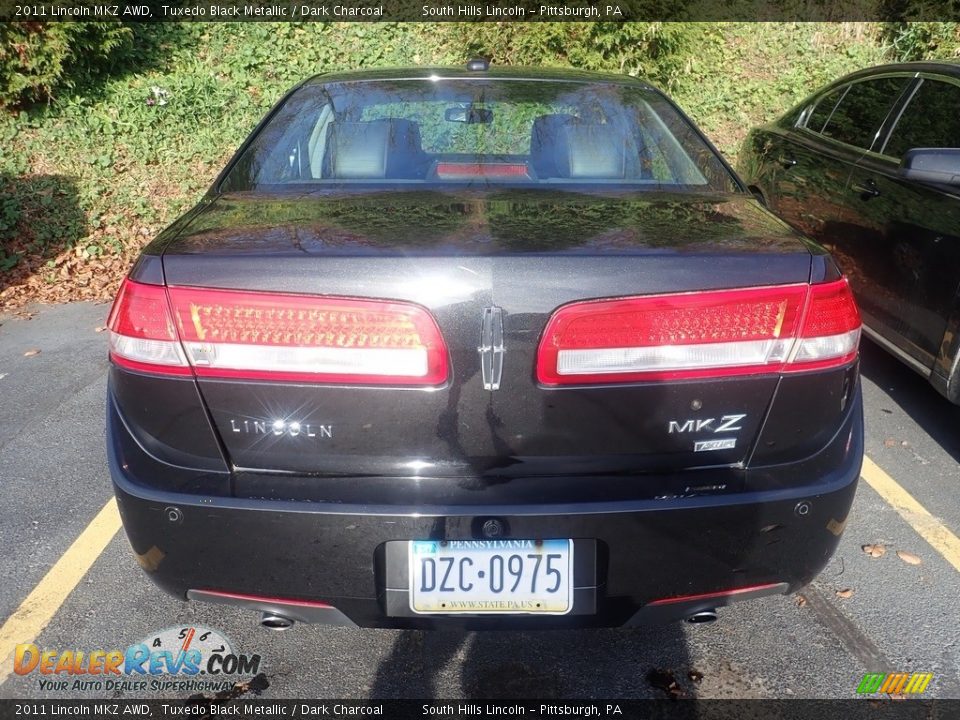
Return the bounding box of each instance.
[369,625,695,699]
[858,338,960,463]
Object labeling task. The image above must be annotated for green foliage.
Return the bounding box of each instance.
[672,23,888,158]
[881,22,960,60]
[445,22,695,87]
[0,23,132,107]
[0,173,86,271]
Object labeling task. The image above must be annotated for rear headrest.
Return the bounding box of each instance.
[529,114,576,178]
[323,119,424,179]
[561,124,630,179]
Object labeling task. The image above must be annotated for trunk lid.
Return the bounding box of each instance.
[159,190,813,478]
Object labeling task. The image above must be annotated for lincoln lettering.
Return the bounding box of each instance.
[229,419,332,438]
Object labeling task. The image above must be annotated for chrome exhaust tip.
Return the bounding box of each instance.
[260,612,295,630]
[686,609,718,624]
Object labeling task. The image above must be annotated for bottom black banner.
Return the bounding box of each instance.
[0,700,955,720]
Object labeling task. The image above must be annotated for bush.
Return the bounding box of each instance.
[443,22,696,87]
[0,23,132,107]
[881,22,960,60]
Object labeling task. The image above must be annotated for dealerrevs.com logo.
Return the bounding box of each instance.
[14,626,263,693]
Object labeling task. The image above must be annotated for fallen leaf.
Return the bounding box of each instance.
[795,595,808,607]
[94,326,108,333]
[836,588,854,599]
[897,550,922,566]
[187,672,270,701]
[23,349,40,357]
[647,668,682,698]
[862,543,886,558]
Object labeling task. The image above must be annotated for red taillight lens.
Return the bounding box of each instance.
[166,286,448,385]
[536,279,860,385]
[786,278,861,372]
[107,279,191,375]
[107,279,449,385]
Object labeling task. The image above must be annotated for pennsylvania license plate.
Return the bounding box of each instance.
[408,539,573,614]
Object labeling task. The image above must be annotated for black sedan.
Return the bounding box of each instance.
[106,63,864,630]
[740,61,960,405]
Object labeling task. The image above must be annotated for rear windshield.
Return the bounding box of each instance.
[221,79,738,193]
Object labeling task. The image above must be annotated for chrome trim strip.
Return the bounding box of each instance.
[187,589,357,626]
[861,324,932,377]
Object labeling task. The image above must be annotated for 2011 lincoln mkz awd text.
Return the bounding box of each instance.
[106,63,864,630]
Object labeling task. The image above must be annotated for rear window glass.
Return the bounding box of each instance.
[221,79,738,193]
[819,77,909,150]
[883,79,960,158]
[803,86,846,133]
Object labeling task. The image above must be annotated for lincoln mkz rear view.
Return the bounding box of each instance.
[106,64,864,629]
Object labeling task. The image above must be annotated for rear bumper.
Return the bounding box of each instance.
[108,389,863,629]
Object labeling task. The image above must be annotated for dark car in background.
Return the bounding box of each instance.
[106,63,863,630]
[740,61,960,405]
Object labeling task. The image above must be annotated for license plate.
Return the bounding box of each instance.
[408,539,573,614]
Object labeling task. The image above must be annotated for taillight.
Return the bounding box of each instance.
[107,279,191,376]
[107,279,449,385]
[536,279,860,385]
[786,278,862,372]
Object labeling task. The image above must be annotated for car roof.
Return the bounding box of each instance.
[303,65,655,89]
[785,60,960,115]
[837,59,960,84]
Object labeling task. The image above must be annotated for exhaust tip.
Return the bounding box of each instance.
[686,609,718,624]
[260,612,295,631]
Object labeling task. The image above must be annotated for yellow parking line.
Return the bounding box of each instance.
[0,498,121,685]
[861,455,960,574]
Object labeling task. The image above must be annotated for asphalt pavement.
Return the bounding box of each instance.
[1,302,958,700]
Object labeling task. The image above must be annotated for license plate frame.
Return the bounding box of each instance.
[408,539,574,615]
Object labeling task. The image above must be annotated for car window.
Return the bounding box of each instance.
[882,78,960,159]
[804,86,846,133]
[819,77,910,150]
[221,79,739,192]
